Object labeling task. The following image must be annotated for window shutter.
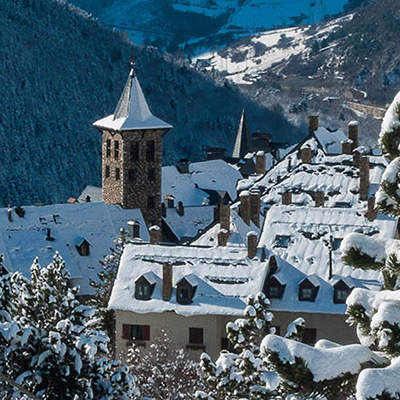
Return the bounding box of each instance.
[142,325,150,341]
[122,324,131,340]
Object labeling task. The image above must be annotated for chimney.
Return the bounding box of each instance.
[164,194,175,208]
[300,146,312,164]
[255,151,266,175]
[353,149,361,167]
[366,196,377,221]
[239,191,251,225]
[177,159,190,174]
[281,191,292,206]
[268,255,278,275]
[127,220,140,239]
[314,191,324,207]
[359,156,370,200]
[45,228,55,242]
[247,232,258,258]
[161,202,167,217]
[176,201,184,216]
[250,189,261,227]
[219,200,230,231]
[308,115,319,134]
[149,225,161,244]
[217,228,229,247]
[85,195,91,203]
[341,139,353,155]
[7,207,12,222]
[348,121,359,150]
[162,263,173,301]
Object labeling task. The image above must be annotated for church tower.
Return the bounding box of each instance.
[93,65,172,226]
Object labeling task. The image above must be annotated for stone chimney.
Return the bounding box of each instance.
[255,151,266,175]
[366,196,377,221]
[341,139,353,155]
[250,189,261,227]
[162,263,173,301]
[164,194,175,208]
[281,191,292,206]
[219,200,230,231]
[176,201,184,216]
[300,146,312,164]
[218,228,229,247]
[127,220,140,239]
[247,231,258,258]
[309,115,319,134]
[315,191,325,207]
[268,254,278,275]
[359,156,370,200]
[177,159,190,174]
[239,191,251,225]
[348,121,359,150]
[149,225,161,244]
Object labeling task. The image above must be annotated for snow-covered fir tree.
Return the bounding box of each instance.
[128,329,204,399]
[0,252,138,399]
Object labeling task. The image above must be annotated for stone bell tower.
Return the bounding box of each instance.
[93,64,172,226]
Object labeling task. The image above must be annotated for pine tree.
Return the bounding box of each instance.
[0,252,138,399]
[127,329,204,399]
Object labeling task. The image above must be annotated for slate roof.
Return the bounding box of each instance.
[0,202,149,295]
[93,69,172,132]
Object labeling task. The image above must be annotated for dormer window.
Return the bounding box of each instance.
[75,238,91,257]
[135,273,156,301]
[264,276,285,299]
[176,276,198,304]
[299,276,320,302]
[274,235,291,248]
[333,278,354,304]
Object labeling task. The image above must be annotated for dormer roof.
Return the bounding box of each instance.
[93,69,172,132]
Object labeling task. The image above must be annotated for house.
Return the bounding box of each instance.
[108,240,270,359]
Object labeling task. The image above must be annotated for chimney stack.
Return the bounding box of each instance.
[300,146,312,164]
[217,228,229,247]
[341,140,353,155]
[247,232,258,258]
[353,149,361,167]
[127,220,140,239]
[162,263,173,301]
[219,200,230,231]
[308,115,319,134]
[315,191,325,207]
[366,196,377,221]
[348,121,359,151]
[250,189,261,227]
[177,201,184,216]
[255,151,266,175]
[177,159,189,174]
[7,207,12,223]
[161,202,167,217]
[239,191,251,225]
[281,191,292,206]
[164,194,175,208]
[359,156,370,200]
[149,225,161,244]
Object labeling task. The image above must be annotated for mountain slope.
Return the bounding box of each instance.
[0,0,299,206]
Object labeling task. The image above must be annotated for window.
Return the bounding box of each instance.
[302,328,317,345]
[333,280,352,304]
[106,139,111,157]
[274,235,291,248]
[146,140,155,161]
[115,168,121,181]
[114,140,120,159]
[134,276,155,301]
[189,328,203,345]
[122,324,150,341]
[128,169,135,181]
[131,142,140,161]
[177,287,190,303]
[148,167,156,181]
[301,288,314,301]
[267,286,280,298]
[76,240,90,257]
[105,165,110,178]
[335,289,349,303]
[147,196,155,209]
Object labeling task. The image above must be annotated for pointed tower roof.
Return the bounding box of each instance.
[94,68,172,132]
[232,109,250,159]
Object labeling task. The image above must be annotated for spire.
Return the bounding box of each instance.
[94,66,172,132]
[232,109,250,159]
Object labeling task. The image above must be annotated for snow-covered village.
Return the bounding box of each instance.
[3,0,400,398]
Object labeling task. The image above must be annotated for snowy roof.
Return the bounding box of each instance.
[93,69,172,132]
[109,244,270,317]
[314,127,348,155]
[162,160,242,206]
[77,186,102,203]
[0,202,149,295]
[163,205,215,242]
